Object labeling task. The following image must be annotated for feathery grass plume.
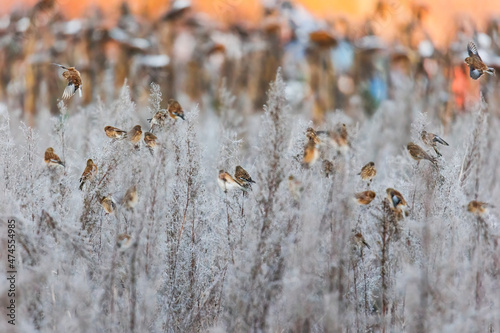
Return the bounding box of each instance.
[459,98,487,194]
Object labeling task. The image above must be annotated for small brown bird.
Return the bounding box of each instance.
[322,159,334,178]
[407,142,436,166]
[122,185,138,210]
[359,162,376,183]
[117,234,132,250]
[353,232,370,249]
[355,190,376,205]
[147,111,168,132]
[421,131,449,157]
[100,195,116,214]
[303,140,320,167]
[144,132,158,152]
[218,170,243,193]
[104,126,127,140]
[386,188,408,217]
[234,165,255,190]
[464,41,495,80]
[127,125,142,146]
[330,123,350,153]
[306,127,321,145]
[167,99,185,120]
[79,159,97,190]
[288,175,303,201]
[44,147,65,167]
[52,63,82,99]
[467,200,490,216]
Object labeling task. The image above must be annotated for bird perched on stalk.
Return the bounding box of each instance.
[147,111,168,132]
[358,162,376,184]
[167,99,185,120]
[386,188,408,217]
[122,185,138,210]
[127,125,142,147]
[464,41,495,80]
[79,159,97,190]
[353,232,370,249]
[330,123,350,153]
[306,127,321,145]
[322,159,334,178]
[218,170,243,193]
[407,142,437,166]
[52,63,82,99]
[288,175,303,201]
[44,147,65,167]
[302,140,319,168]
[100,195,116,214]
[117,234,132,250]
[355,190,376,205]
[421,131,449,157]
[104,126,127,140]
[144,132,158,153]
[467,200,491,216]
[234,165,255,190]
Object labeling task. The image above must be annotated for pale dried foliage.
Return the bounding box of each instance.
[0,71,499,333]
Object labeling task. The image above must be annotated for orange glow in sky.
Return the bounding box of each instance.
[3,0,500,47]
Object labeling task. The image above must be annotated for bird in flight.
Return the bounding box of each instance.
[52,63,82,99]
[464,41,495,80]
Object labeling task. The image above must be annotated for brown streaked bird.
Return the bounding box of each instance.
[104,126,127,140]
[302,140,319,168]
[167,98,185,120]
[330,123,350,153]
[288,175,303,201]
[79,159,97,190]
[464,41,495,80]
[306,127,321,145]
[122,185,138,210]
[144,132,158,152]
[355,190,376,205]
[234,165,255,190]
[322,159,334,178]
[44,147,65,167]
[127,125,142,146]
[117,234,132,250]
[147,111,168,132]
[353,232,370,249]
[358,162,376,183]
[100,195,117,214]
[467,200,491,216]
[218,170,243,193]
[407,142,436,166]
[386,188,408,217]
[52,63,82,99]
[421,130,449,157]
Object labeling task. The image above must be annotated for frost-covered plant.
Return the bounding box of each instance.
[1,68,500,333]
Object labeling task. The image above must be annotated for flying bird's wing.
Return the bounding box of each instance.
[467,41,479,57]
[62,83,78,99]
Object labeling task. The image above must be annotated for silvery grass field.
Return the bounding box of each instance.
[2,2,500,332]
[1,69,500,332]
